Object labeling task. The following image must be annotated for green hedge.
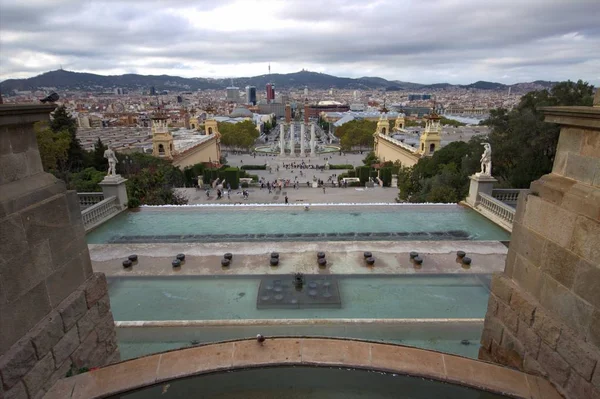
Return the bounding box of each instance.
[222,167,240,189]
[240,164,267,170]
[379,167,393,187]
[329,164,353,170]
[356,166,371,184]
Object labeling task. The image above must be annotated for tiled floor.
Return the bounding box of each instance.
[45,338,562,399]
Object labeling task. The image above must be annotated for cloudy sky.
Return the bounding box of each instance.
[1,0,599,84]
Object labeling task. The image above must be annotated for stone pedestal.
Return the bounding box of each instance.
[289,124,295,157]
[99,175,128,210]
[300,124,306,157]
[466,174,497,207]
[279,124,285,156]
[310,124,316,156]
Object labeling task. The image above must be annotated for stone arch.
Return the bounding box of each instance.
[170,143,173,152]
[191,123,196,129]
[208,127,213,134]
[429,143,435,153]
[382,127,386,134]
[158,144,165,154]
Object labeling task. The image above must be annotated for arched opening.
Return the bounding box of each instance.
[382,127,386,134]
[191,123,196,129]
[158,144,165,154]
[421,143,424,151]
[170,143,173,152]
[429,143,435,153]
[208,127,213,134]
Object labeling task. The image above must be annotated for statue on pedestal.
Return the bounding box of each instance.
[478,143,492,176]
[104,147,118,176]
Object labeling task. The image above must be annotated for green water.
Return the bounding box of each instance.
[108,275,491,321]
[87,205,510,243]
[109,366,508,398]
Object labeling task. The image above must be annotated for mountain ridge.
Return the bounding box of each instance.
[0,69,558,94]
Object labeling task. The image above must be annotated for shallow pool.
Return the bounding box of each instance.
[108,366,508,399]
[108,275,491,321]
[87,205,510,243]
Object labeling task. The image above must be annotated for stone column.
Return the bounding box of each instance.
[479,105,600,399]
[289,123,295,157]
[279,123,285,156]
[99,175,129,210]
[0,104,119,399]
[465,174,497,207]
[310,123,316,156]
[300,123,306,157]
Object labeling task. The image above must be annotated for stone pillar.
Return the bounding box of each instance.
[479,106,600,399]
[289,123,295,157]
[0,105,119,399]
[99,175,129,210]
[300,123,306,157]
[279,123,285,156]
[310,123,316,156]
[465,174,498,207]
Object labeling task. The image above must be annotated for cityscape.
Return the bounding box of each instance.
[0,0,599,399]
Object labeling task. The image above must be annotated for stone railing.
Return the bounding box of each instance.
[378,133,418,153]
[476,192,515,231]
[492,189,526,206]
[81,195,120,231]
[78,192,104,209]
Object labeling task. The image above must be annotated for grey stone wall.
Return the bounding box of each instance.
[480,106,600,399]
[0,105,118,399]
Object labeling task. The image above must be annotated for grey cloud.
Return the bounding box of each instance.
[0,0,599,84]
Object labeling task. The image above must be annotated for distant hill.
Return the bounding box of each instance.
[0,69,558,94]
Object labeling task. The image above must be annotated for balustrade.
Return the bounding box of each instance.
[477,193,515,225]
[78,192,104,208]
[81,196,118,230]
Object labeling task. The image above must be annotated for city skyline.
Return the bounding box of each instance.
[1,0,599,85]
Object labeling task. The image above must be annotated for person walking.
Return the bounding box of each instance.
[322,186,326,194]
[285,195,289,205]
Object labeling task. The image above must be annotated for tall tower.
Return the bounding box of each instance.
[151,113,174,159]
[419,113,442,156]
[375,113,390,135]
[204,118,222,161]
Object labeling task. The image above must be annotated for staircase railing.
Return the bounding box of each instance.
[81,196,119,231]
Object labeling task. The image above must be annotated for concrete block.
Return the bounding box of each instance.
[4,381,27,399]
[0,153,28,185]
[533,308,562,349]
[565,371,600,399]
[29,312,64,358]
[51,327,79,366]
[565,153,599,185]
[22,352,54,398]
[512,254,543,300]
[497,301,519,334]
[45,253,86,308]
[21,194,71,247]
[498,329,524,369]
[65,190,84,227]
[0,282,51,355]
[490,274,513,304]
[530,174,576,206]
[553,150,568,176]
[517,319,541,359]
[0,214,27,268]
[481,316,504,350]
[486,293,499,317]
[76,306,100,342]
[523,195,577,249]
[562,182,600,221]
[593,358,600,389]
[0,173,64,220]
[84,273,108,308]
[540,275,593,336]
[42,359,71,392]
[504,247,517,278]
[57,290,87,331]
[508,222,546,267]
[6,124,32,154]
[556,127,584,155]
[23,149,43,176]
[523,354,547,377]
[49,227,86,275]
[0,240,53,299]
[510,289,536,326]
[570,215,600,265]
[557,330,598,381]
[573,258,600,309]
[0,339,37,390]
[587,310,600,348]
[538,342,570,386]
[96,294,111,317]
[95,313,115,342]
[70,330,98,369]
[540,239,580,289]
[513,191,529,224]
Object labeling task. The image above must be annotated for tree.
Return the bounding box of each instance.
[91,137,108,171]
[218,120,259,151]
[68,167,105,192]
[50,105,84,171]
[483,80,594,188]
[335,119,377,151]
[34,121,71,173]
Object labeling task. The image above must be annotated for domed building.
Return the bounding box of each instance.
[229,106,253,119]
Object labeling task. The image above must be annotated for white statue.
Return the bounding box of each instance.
[479,143,492,176]
[104,148,118,176]
[324,160,330,170]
